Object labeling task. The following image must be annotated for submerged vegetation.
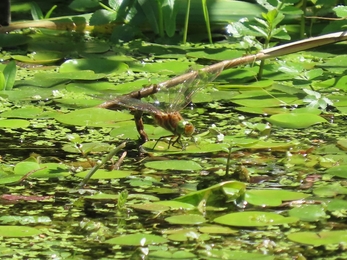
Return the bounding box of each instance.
[1,0,347,259]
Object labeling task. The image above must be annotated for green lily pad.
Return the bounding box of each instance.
[34,71,106,81]
[54,107,133,127]
[59,59,128,74]
[288,231,347,246]
[0,226,41,237]
[313,185,347,197]
[245,190,309,207]
[12,51,63,64]
[198,225,238,234]
[288,205,327,222]
[327,199,347,211]
[14,162,69,178]
[200,249,274,260]
[131,203,170,212]
[174,181,246,207]
[0,119,30,128]
[144,160,202,171]
[75,169,132,179]
[214,211,299,227]
[267,113,327,128]
[165,214,206,225]
[1,107,43,119]
[325,165,347,178]
[105,234,168,246]
[153,201,196,210]
[149,250,197,259]
[167,229,210,242]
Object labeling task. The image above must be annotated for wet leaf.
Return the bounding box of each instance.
[0,226,42,237]
[54,108,133,127]
[59,59,128,74]
[267,113,327,128]
[288,205,327,222]
[200,249,274,260]
[288,231,347,246]
[165,214,206,225]
[105,234,168,245]
[1,107,43,118]
[12,51,63,64]
[198,225,238,234]
[325,165,347,178]
[313,185,347,197]
[144,160,202,171]
[75,169,132,179]
[214,211,298,227]
[0,119,30,128]
[245,190,309,207]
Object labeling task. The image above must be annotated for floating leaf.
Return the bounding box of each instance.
[245,190,309,207]
[1,107,43,119]
[288,231,347,246]
[0,119,30,128]
[54,108,133,127]
[105,234,168,246]
[167,229,210,242]
[214,211,298,227]
[59,59,128,74]
[313,185,347,197]
[12,51,63,64]
[149,250,197,259]
[267,113,327,128]
[199,225,238,234]
[325,165,347,179]
[75,170,132,179]
[288,205,327,222]
[165,214,206,225]
[327,199,347,211]
[200,249,274,260]
[0,226,41,237]
[174,181,246,207]
[144,160,202,171]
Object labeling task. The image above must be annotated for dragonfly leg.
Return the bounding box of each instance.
[170,135,184,149]
[134,111,148,143]
[152,135,175,150]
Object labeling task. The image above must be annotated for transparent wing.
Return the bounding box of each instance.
[151,67,222,113]
[115,96,162,115]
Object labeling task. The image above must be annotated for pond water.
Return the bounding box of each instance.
[1,27,347,259]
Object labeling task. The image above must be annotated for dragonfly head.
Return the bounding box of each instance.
[178,121,195,137]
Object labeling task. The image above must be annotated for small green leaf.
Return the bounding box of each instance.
[214,211,298,227]
[30,2,44,20]
[288,205,327,222]
[3,61,16,90]
[288,231,347,246]
[75,169,132,179]
[165,214,206,225]
[0,226,42,237]
[0,119,30,128]
[267,113,327,128]
[105,234,168,246]
[145,160,202,171]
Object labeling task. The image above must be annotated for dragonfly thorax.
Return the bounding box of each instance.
[153,112,195,137]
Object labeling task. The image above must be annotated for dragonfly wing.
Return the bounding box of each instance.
[153,67,223,113]
[115,96,162,115]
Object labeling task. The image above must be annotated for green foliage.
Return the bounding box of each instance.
[0,61,16,91]
[30,2,57,20]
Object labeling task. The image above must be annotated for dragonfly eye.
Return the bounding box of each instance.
[182,121,195,137]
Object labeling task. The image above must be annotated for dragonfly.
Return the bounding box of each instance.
[110,67,222,149]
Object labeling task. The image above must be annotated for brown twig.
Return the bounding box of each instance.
[98,30,347,110]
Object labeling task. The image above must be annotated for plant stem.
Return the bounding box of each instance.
[183,0,191,44]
